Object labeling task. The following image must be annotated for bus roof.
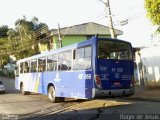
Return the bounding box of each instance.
[17,36,131,63]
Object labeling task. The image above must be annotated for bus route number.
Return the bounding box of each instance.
[78,74,91,80]
[112,68,123,73]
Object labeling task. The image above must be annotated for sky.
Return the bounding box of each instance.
[0,0,157,47]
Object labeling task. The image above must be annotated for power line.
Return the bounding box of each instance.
[61,26,71,39]
[113,6,143,17]
[96,13,106,20]
[96,0,144,26]
[113,12,145,26]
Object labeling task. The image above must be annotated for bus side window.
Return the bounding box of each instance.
[73,46,91,70]
[30,59,37,72]
[24,61,29,73]
[38,57,46,72]
[20,63,23,73]
[47,54,57,71]
[84,46,91,69]
[58,50,72,71]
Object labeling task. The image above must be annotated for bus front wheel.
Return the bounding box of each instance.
[48,86,57,103]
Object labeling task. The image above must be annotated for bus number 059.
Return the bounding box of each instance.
[79,74,91,79]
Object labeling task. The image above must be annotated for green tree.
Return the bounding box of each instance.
[0,25,9,38]
[15,17,37,58]
[0,25,10,68]
[0,38,9,68]
[7,28,20,58]
[13,16,49,59]
[0,16,49,66]
[145,0,160,32]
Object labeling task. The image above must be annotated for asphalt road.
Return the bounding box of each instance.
[0,77,81,119]
[0,77,160,120]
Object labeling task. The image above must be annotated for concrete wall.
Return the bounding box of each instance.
[138,46,160,88]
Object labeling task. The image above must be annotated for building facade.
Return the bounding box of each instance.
[38,22,123,52]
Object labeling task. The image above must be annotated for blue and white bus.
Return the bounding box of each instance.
[15,36,135,102]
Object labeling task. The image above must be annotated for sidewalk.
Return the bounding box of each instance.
[128,85,160,102]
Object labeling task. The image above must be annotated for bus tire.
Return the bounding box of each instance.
[48,86,57,103]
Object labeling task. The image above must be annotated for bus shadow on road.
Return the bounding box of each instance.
[20,100,138,120]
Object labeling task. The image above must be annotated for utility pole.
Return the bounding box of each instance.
[99,0,116,38]
[58,23,62,48]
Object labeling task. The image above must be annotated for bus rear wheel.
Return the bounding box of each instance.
[48,86,57,103]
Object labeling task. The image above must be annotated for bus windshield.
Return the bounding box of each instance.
[98,40,132,60]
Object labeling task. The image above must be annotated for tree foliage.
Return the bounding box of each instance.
[0,38,9,67]
[145,0,160,32]
[0,16,49,68]
[0,25,9,38]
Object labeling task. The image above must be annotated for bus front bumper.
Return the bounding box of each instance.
[93,88,135,98]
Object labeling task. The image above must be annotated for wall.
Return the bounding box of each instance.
[62,35,110,46]
[62,35,87,46]
[39,35,110,52]
[139,46,160,88]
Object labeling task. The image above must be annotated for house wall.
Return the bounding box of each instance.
[139,46,160,88]
[62,35,110,46]
[134,50,142,85]
[98,35,112,38]
[38,35,111,52]
[38,43,49,53]
[62,35,87,46]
